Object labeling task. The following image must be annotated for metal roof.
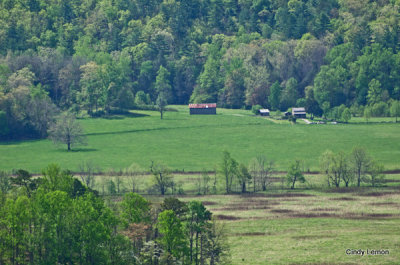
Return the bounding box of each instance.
[259,109,270,113]
[292,107,306,112]
[189,103,217,109]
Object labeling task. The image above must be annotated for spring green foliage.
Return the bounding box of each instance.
[0,165,228,264]
[120,192,151,224]
[286,160,305,189]
[237,163,252,193]
[367,161,385,187]
[341,108,352,123]
[1,0,400,139]
[187,201,212,264]
[320,147,385,188]
[0,165,127,265]
[157,210,187,261]
[219,151,238,194]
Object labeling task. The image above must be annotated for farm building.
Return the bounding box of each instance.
[259,109,270,116]
[189,103,217,115]
[292,107,307,118]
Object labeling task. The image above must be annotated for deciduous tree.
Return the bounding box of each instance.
[286,160,305,189]
[150,162,173,195]
[368,161,385,187]
[219,151,238,194]
[237,163,251,193]
[48,113,87,151]
[350,147,371,187]
[390,100,400,122]
[121,192,151,225]
[157,210,187,263]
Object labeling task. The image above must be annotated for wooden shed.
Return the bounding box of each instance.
[259,109,270,116]
[189,103,217,115]
[292,107,307,118]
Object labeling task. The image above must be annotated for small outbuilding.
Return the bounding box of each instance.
[259,109,270,116]
[189,103,217,115]
[292,107,307,118]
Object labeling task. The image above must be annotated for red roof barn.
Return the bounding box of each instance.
[189,103,217,115]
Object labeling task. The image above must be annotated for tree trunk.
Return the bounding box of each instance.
[67,132,71,151]
[241,182,246,193]
[335,180,340,188]
[195,231,199,265]
[200,234,204,265]
[225,175,229,194]
[190,231,193,263]
[291,176,297,189]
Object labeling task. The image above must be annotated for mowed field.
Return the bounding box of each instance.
[1,105,400,173]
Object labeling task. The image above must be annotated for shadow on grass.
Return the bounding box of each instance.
[70,148,98,152]
[90,112,150,120]
[85,126,175,136]
[54,148,98,153]
[0,139,39,146]
[85,122,264,137]
[102,112,150,120]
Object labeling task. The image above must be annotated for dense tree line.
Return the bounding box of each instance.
[0,164,228,265]
[1,0,400,139]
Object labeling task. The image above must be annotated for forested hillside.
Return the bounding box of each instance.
[1,0,400,139]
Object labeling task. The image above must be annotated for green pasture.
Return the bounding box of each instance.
[1,106,400,173]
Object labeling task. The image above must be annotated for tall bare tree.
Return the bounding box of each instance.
[125,163,143,193]
[250,155,274,192]
[320,150,351,188]
[78,161,96,189]
[150,161,173,195]
[350,147,371,187]
[48,112,87,151]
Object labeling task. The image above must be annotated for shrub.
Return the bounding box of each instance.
[251,105,263,115]
[288,115,297,123]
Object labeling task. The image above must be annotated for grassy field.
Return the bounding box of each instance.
[101,172,400,265]
[1,105,400,173]
[188,190,400,265]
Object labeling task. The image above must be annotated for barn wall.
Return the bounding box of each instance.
[190,108,217,115]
